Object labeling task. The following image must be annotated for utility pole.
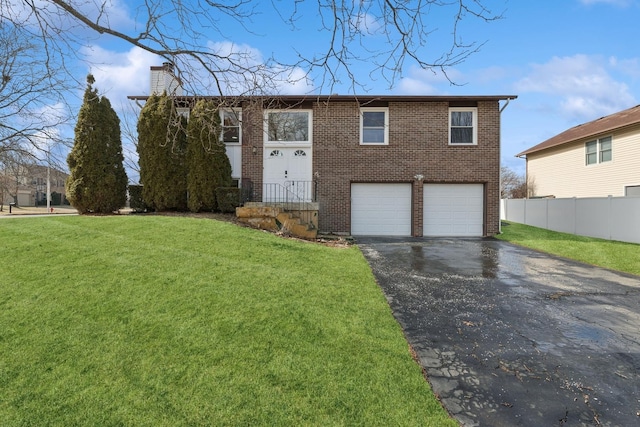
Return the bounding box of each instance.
[46,148,51,213]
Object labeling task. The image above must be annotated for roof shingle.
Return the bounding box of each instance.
[516,104,640,157]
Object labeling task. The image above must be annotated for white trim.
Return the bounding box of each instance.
[264,109,313,146]
[448,107,478,146]
[360,107,389,145]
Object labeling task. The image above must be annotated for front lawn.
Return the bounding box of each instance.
[0,215,455,426]
[496,221,640,276]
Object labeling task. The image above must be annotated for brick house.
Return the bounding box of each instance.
[130,65,516,237]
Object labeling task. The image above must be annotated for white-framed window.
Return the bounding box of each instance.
[449,107,478,145]
[265,110,312,144]
[176,107,190,120]
[585,136,612,165]
[221,109,241,144]
[360,108,389,145]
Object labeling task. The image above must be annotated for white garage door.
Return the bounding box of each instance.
[424,184,484,236]
[351,183,412,236]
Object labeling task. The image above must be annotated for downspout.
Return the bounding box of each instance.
[498,97,515,234]
[499,97,512,113]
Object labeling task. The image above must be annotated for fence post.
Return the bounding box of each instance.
[545,198,549,230]
[573,197,577,235]
[608,195,612,240]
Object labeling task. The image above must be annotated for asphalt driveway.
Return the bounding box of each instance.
[357,237,640,427]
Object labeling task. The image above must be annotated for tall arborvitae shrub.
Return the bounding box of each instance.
[137,93,188,211]
[187,100,232,212]
[66,74,128,213]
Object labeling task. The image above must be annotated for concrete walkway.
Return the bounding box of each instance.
[357,237,640,427]
[0,206,77,217]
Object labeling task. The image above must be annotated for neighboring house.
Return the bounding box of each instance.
[1,164,68,207]
[130,65,516,237]
[517,105,640,198]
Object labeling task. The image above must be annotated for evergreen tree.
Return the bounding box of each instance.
[187,100,232,212]
[137,93,188,211]
[66,75,128,213]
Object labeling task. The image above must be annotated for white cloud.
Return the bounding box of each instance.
[80,45,160,105]
[514,54,636,120]
[188,40,314,95]
[351,13,381,35]
[609,56,640,79]
[396,67,463,95]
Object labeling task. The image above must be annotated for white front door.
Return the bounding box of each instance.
[263,147,312,202]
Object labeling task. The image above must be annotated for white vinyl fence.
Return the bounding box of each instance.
[501,197,640,245]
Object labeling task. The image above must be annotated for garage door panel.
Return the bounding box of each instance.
[351,184,412,236]
[424,184,484,237]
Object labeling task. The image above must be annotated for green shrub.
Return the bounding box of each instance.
[128,185,148,212]
[216,187,241,213]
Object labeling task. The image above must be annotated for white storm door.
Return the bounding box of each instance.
[224,144,242,180]
[263,148,312,202]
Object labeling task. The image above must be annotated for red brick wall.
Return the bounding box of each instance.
[240,102,264,201]
[241,99,502,236]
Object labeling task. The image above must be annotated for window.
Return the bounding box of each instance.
[599,137,612,162]
[266,110,311,143]
[625,185,640,197]
[221,109,241,144]
[176,107,190,120]
[360,108,389,145]
[449,107,478,145]
[585,136,612,165]
[585,141,597,165]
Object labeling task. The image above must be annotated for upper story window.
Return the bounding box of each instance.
[266,110,311,144]
[585,136,612,165]
[176,107,190,120]
[449,107,478,145]
[221,109,241,144]
[360,108,389,145]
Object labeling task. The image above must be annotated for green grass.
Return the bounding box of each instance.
[0,215,455,427]
[496,221,640,276]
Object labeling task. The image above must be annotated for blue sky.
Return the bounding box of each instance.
[79,0,640,175]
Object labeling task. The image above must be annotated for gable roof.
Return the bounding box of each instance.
[516,104,640,157]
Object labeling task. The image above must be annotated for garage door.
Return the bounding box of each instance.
[351,183,412,236]
[423,184,484,236]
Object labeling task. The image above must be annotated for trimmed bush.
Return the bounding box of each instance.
[66,75,128,213]
[128,185,147,212]
[216,187,241,213]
